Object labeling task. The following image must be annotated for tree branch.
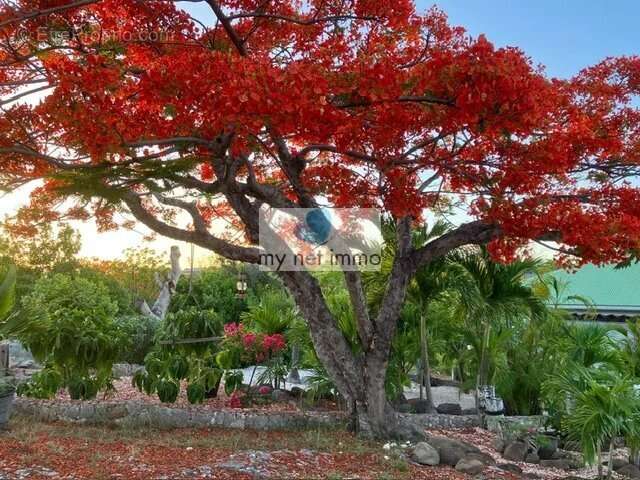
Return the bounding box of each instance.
[204,0,248,56]
[122,191,260,263]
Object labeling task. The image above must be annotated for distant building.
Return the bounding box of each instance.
[553,264,640,323]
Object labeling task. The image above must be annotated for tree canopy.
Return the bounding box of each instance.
[1,0,639,438]
[0,0,638,265]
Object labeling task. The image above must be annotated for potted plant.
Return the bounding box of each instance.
[0,378,15,427]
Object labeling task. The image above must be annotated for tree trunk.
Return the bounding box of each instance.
[478,322,491,387]
[607,437,615,480]
[286,344,301,384]
[419,312,435,412]
[351,353,425,440]
[140,246,182,322]
[598,446,603,479]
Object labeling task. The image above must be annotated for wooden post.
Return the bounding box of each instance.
[0,344,9,376]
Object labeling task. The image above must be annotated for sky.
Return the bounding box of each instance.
[2,1,639,264]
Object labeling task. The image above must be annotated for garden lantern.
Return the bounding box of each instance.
[236,270,248,299]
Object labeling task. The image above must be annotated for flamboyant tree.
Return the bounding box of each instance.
[1,0,639,438]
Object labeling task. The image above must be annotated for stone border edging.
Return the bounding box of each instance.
[14,397,348,431]
[14,397,485,432]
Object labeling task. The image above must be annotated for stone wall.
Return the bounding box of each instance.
[400,413,480,429]
[14,398,348,431]
[484,415,547,434]
[17,398,544,433]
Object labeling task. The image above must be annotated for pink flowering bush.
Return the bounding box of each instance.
[217,322,289,402]
[219,323,287,366]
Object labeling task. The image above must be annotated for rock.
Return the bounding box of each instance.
[537,435,559,460]
[461,408,478,415]
[393,419,428,442]
[492,438,506,453]
[503,441,528,462]
[455,458,485,475]
[409,398,432,414]
[411,442,440,466]
[525,453,540,464]
[463,452,496,466]
[396,403,412,414]
[618,464,640,479]
[270,389,289,402]
[425,435,481,466]
[219,450,272,478]
[497,463,522,474]
[436,403,462,415]
[540,459,572,470]
[606,458,630,471]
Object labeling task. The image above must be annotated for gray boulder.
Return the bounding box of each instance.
[606,458,631,471]
[411,442,440,466]
[425,435,481,466]
[503,441,528,462]
[618,464,640,479]
[492,437,506,453]
[271,389,290,402]
[537,435,559,460]
[409,398,432,414]
[525,452,540,464]
[436,403,462,415]
[455,458,485,475]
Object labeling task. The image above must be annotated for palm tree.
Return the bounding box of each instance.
[544,366,640,479]
[449,248,546,407]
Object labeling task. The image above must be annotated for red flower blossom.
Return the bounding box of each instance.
[242,333,256,348]
[223,323,242,337]
[226,391,243,408]
[262,334,286,353]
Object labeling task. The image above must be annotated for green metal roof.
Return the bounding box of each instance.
[553,263,640,312]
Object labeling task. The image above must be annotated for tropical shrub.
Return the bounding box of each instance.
[544,366,640,479]
[495,313,565,415]
[116,314,158,364]
[168,268,246,322]
[133,307,224,403]
[133,348,222,404]
[241,287,300,334]
[3,274,125,399]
